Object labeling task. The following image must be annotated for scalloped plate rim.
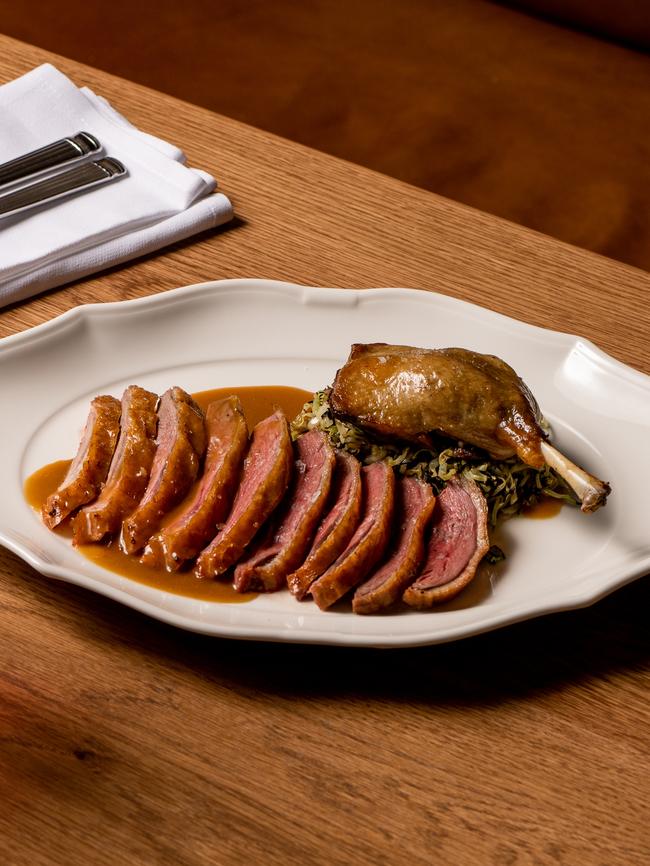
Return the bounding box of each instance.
[1,278,648,647]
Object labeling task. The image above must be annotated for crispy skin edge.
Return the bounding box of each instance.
[402,476,489,608]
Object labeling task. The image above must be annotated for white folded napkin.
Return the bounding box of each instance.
[0,64,233,308]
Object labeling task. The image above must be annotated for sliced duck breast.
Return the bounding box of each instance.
[195,411,293,578]
[287,450,362,600]
[121,387,206,555]
[141,396,248,571]
[309,460,395,610]
[403,475,489,608]
[234,429,335,592]
[42,395,121,528]
[352,475,436,614]
[72,386,158,545]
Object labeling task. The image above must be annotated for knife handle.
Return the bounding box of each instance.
[0,157,127,219]
[0,132,101,188]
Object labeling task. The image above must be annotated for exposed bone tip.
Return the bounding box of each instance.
[579,480,612,514]
[539,441,610,514]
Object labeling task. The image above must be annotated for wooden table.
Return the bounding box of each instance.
[1,34,648,866]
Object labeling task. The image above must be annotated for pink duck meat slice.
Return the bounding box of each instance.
[234,429,336,592]
[195,411,293,578]
[42,395,121,528]
[141,396,248,571]
[72,386,158,545]
[352,475,436,614]
[287,450,362,600]
[121,387,207,554]
[403,475,489,607]
[309,460,395,610]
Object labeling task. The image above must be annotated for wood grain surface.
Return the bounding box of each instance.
[0,34,648,866]
[3,1,650,271]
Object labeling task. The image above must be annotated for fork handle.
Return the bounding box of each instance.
[0,132,101,188]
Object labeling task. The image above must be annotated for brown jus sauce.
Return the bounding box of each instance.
[24,384,562,601]
[24,385,312,603]
[522,496,564,519]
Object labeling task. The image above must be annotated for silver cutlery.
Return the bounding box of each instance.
[0,132,101,189]
[0,157,127,219]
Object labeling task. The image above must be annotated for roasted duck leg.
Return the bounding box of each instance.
[329,343,610,512]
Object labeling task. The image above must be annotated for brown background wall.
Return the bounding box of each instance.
[2,0,649,272]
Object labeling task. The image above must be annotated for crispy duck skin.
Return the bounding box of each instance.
[403,475,489,608]
[194,411,293,578]
[141,396,249,571]
[121,387,207,555]
[309,460,395,610]
[42,395,121,528]
[352,475,436,614]
[233,430,336,592]
[287,450,362,600]
[72,386,159,545]
[330,343,610,512]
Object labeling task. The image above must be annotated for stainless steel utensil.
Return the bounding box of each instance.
[0,157,127,219]
[0,132,101,189]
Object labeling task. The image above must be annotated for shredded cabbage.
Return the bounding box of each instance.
[290,390,577,527]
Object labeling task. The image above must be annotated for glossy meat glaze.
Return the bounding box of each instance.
[39,381,495,612]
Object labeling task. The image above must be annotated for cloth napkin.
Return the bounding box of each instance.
[0,64,233,308]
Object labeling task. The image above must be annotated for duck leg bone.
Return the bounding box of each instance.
[539,441,610,513]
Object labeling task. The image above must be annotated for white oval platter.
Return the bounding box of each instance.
[1,279,648,647]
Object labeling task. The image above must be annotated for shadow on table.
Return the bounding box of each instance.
[15,549,650,708]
